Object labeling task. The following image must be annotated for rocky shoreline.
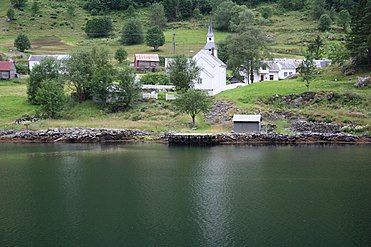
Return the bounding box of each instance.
[0,128,370,144]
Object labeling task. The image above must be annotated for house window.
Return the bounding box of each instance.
[262,65,267,70]
[284,72,288,77]
[197,78,202,84]
[289,72,293,75]
[270,75,274,80]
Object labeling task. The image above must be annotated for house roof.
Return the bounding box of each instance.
[135,54,160,62]
[0,61,14,71]
[28,55,70,62]
[233,114,262,122]
[274,59,302,69]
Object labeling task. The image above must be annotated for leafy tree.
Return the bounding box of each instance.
[337,10,351,31]
[91,67,114,104]
[35,79,65,119]
[260,6,272,19]
[225,9,270,83]
[14,34,31,52]
[28,58,60,104]
[175,89,212,127]
[298,53,316,90]
[307,35,324,59]
[326,42,350,65]
[114,48,128,63]
[168,55,200,91]
[121,18,144,45]
[10,0,27,9]
[163,0,180,21]
[318,14,332,31]
[214,0,237,31]
[278,0,306,10]
[66,48,94,102]
[126,5,136,17]
[346,0,371,67]
[85,17,113,38]
[149,3,167,28]
[7,8,15,21]
[145,26,165,51]
[31,1,40,16]
[112,66,141,110]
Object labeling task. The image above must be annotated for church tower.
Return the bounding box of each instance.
[204,21,217,58]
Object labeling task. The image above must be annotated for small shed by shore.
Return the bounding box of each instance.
[233,114,262,133]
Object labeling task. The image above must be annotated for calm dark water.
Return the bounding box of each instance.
[0,143,370,246]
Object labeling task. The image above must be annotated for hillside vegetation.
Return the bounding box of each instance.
[0,0,345,59]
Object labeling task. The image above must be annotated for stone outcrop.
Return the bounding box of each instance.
[204,100,235,124]
[354,76,370,88]
[291,120,341,133]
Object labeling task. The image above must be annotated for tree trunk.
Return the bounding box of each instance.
[250,65,254,84]
[192,115,196,127]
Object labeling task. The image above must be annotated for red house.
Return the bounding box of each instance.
[134,54,160,72]
[0,61,17,80]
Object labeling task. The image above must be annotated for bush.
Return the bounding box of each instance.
[7,8,15,21]
[114,47,128,63]
[140,72,170,85]
[260,6,272,19]
[35,79,66,119]
[85,17,113,38]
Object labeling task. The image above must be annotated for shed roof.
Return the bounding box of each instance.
[28,55,70,62]
[135,54,160,62]
[233,114,262,122]
[0,61,14,71]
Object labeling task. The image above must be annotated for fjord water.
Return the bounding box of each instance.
[0,144,370,246]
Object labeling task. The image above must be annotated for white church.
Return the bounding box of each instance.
[192,22,227,96]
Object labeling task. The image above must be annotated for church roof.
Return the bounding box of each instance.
[207,20,214,37]
[204,42,216,50]
[194,50,226,68]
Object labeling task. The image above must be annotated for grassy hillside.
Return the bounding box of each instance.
[0,1,345,59]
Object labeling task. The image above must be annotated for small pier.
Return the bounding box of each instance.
[168,133,220,146]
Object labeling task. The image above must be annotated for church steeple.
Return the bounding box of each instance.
[206,20,215,43]
[204,20,217,57]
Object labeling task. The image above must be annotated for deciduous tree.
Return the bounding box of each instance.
[121,18,144,45]
[14,34,31,52]
[145,26,165,51]
[168,55,200,91]
[175,89,212,127]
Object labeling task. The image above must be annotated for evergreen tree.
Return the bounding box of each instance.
[121,18,144,45]
[346,0,371,67]
[145,26,165,51]
[31,1,40,16]
[149,3,167,28]
[298,53,316,90]
[338,9,351,31]
[310,0,327,20]
[318,14,332,31]
[10,0,27,9]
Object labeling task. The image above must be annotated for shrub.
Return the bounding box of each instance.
[85,17,113,38]
[35,79,66,119]
[140,72,170,85]
[7,8,15,21]
[260,6,272,19]
[15,63,28,74]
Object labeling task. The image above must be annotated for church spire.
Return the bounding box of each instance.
[204,19,217,57]
[207,19,214,38]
